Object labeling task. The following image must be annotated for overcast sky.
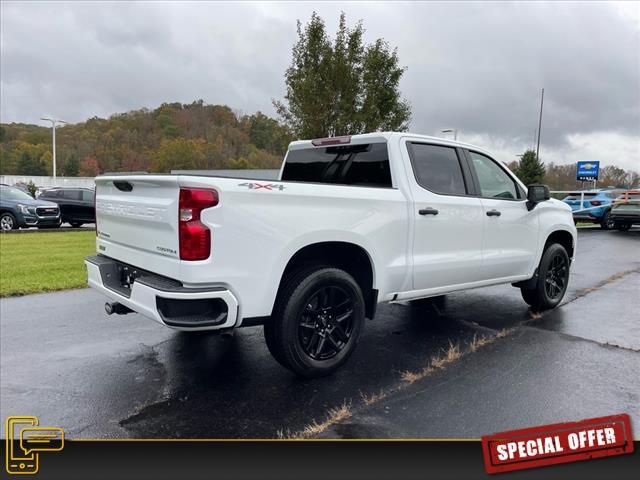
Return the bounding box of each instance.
[1,1,639,170]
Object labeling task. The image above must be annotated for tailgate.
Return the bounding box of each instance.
[95,175,179,261]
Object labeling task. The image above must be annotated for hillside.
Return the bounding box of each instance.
[0,100,292,176]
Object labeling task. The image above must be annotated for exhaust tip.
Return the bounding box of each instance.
[105,302,133,316]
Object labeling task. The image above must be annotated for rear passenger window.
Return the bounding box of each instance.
[64,190,82,200]
[41,190,59,198]
[82,190,95,202]
[407,143,467,195]
[281,143,392,187]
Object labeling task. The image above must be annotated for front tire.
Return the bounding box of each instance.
[520,243,570,311]
[69,221,83,228]
[0,213,17,231]
[264,266,365,377]
[600,210,614,230]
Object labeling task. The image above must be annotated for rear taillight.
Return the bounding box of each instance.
[179,188,218,261]
[590,200,601,206]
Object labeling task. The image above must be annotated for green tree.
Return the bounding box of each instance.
[16,151,47,175]
[273,12,411,138]
[26,180,37,198]
[244,112,291,154]
[63,154,80,176]
[150,138,206,173]
[515,149,546,185]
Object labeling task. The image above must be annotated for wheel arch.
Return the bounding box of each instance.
[273,241,378,319]
[544,229,575,260]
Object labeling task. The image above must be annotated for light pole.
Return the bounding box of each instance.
[535,88,544,162]
[441,129,458,141]
[41,117,67,181]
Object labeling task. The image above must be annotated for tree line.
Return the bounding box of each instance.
[0,101,292,176]
[508,150,639,190]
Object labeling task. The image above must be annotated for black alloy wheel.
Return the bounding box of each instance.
[544,252,568,300]
[298,286,354,360]
[264,266,365,377]
[520,243,570,310]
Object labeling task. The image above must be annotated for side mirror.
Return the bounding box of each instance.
[526,184,550,211]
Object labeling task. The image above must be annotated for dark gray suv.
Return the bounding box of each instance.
[0,184,61,231]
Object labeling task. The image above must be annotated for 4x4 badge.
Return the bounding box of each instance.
[238,182,286,191]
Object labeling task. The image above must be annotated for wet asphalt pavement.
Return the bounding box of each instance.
[1,228,639,439]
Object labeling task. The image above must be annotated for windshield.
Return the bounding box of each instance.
[0,185,34,201]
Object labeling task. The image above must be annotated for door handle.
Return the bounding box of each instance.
[419,207,439,216]
[486,209,501,217]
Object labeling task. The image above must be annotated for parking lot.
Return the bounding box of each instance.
[1,227,638,439]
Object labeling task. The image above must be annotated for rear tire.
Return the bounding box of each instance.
[264,265,365,377]
[70,221,83,228]
[520,243,570,311]
[616,223,631,231]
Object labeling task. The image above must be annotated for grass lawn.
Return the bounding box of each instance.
[0,230,96,297]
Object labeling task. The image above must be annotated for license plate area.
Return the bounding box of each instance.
[118,264,142,290]
[87,255,183,299]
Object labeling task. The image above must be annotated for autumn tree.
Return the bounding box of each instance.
[599,165,635,188]
[79,156,100,177]
[151,138,206,173]
[273,12,411,138]
[514,149,546,185]
[121,150,149,172]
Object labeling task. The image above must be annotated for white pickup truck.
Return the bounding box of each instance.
[86,132,576,376]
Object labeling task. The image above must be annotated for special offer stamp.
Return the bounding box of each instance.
[481,414,634,474]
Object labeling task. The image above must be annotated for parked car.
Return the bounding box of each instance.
[39,187,95,227]
[85,132,576,377]
[0,184,61,231]
[561,189,617,229]
[610,190,640,231]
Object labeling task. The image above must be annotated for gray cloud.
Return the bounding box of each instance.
[1,1,639,170]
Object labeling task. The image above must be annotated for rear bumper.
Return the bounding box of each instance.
[85,255,239,331]
[610,212,640,223]
[610,207,640,218]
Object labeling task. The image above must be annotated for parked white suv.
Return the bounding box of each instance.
[86,132,576,376]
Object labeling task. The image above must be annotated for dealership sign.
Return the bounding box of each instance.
[576,161,600,181]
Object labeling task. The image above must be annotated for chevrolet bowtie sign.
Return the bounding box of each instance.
[576,161,600,181]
